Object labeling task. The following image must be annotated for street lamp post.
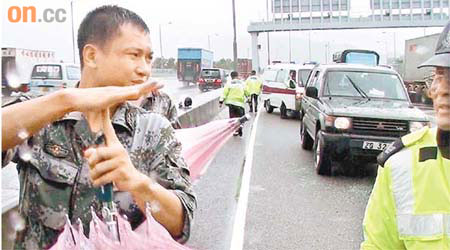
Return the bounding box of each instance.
[308,30,312,61]
[376,40,388,64]
[159,22,172,59]
[266,0,271,65]
[70,0,76,64]
[232,0,238,71]
[208,33,219,50]
[382,31,397,63]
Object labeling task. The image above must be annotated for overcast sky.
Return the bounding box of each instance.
[1,0,446,67]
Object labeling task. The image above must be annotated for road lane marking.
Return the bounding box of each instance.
[229,106,261,250]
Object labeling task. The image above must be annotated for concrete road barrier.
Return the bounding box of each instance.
[178,88,224,128]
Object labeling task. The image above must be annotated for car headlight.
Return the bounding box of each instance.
[324,116,352,130]
[409,121,430,132]
[334,117,352,129]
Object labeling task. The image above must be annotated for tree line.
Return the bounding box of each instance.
[153,57,235,70]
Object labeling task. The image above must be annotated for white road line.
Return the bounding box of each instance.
[229,106,261,250]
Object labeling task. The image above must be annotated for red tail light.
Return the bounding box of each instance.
[215,79,222,84]
[198,78,205,84]
[20,84,30,92]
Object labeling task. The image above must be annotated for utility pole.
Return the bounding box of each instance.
[308,30,312,61]
[232,0,238,71]
[393,32,397,60]
[208,35,211,50]
[70,1,76,63]
[266,0,271,65]
[159,24,164,58]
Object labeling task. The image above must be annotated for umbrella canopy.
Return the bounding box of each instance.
[176,116,249,181]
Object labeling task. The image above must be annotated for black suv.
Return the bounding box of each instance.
[198,68,227,91]
[300,64,430,175]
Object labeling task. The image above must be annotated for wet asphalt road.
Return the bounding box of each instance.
[243,110,375,250]
[187,108,377,250]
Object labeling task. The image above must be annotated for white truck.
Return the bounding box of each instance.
[403,33,440,104]
[2,47,56,94]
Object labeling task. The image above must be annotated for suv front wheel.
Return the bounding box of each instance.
[313,131,331,176]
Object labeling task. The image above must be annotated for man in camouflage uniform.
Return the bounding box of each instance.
[140,91,181,129]
[2,5,196,249]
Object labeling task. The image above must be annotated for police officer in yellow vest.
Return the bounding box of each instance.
[220,71,248,136]
[245,70,263,113]
[361,21,450,250]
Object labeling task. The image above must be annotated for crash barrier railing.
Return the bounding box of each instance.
[1,88,224,249]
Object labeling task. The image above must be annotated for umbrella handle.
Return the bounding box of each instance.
[96,183,114,202]
[91,132,115,203]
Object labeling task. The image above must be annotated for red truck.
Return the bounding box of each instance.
[237,58,252,79]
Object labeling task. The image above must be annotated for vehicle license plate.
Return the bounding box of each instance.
[40,87,49,93]
[362,141,388,151]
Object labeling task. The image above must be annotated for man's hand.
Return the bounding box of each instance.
[84,109,148,192]
[70,81,163,113]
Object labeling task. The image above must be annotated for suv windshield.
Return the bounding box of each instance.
[201,69,220,78]
[324,71,408,100]
[31,65,62,80]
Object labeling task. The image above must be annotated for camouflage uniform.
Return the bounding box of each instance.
[140,92,181,129]
[2,96,196,249]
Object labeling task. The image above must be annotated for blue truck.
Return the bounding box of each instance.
[177,48,213,86]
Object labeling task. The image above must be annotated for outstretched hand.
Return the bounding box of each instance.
[71,81,163,113]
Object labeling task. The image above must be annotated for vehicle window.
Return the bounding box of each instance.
[201,69,220,78]
[262,69,278,82]
[66,66,80,80]
[31,65,62,80]
[298,69,312,86]
[308,70,321,89]
[275,69,289,83]
[324,71,408,100]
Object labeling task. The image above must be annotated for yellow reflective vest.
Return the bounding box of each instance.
[361,127,450,250]
[245,76,263,95]
[220,79,248,108]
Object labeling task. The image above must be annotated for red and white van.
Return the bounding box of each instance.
[261,63,315,119]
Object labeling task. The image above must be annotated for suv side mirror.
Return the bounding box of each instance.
[305,86,318,99]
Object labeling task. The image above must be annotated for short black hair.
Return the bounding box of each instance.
[230,71,238,78]
[77,5,149,68]
[251,70,256,75]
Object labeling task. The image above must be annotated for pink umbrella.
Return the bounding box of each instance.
[50,206,191,250]
[50,115,250,249]
[176,115,250,181]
